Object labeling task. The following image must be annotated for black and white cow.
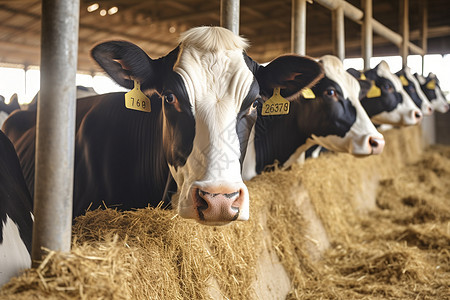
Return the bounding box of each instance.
[415,73,449,113]
[395,67,433,116]
[6,26,323,226]
[0,94,20,128]
[242,55,384,179]
[0,130,33,286]
[347,61,422,126]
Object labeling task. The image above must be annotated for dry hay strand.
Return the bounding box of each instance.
[1,201,267,299]
[2,125,449,300]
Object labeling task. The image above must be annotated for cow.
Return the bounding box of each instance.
[5,26,323,226]
[414,73,449,113]
[242,55,384,180]
[347,61,423,126]
[23,85,98,111]
[2,86,98,144]
[0,94,20,128]
[395,67,433,116]
[0,130,33,286]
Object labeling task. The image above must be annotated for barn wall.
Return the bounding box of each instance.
[435,112,450,145]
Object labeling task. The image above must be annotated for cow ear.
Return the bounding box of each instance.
[358,79,372,100]
[346,68,361,79]
[255,55,323,100]
[91,41,157,90]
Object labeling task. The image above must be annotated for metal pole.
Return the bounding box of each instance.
[421,0,428,75]
[315,0,424,55]
[332,5,345,61]
[32,0,79,264]
[291,0,307,55]
[362,0,372,71]
[400,0,409,68]
[220,0,240,34]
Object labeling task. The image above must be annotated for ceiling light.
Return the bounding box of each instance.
[169,26,176,33]
[99,9,107,16]
[87,3,99,12]
[108,7,118,15]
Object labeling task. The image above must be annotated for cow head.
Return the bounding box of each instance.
[92,26,323,225]
[347,61,422,126]
[302,55,384,156]
[396,67,433,115]
[415,73,449,113]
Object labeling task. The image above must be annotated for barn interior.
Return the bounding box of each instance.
[0,1,449,299]
[0,0,449,71]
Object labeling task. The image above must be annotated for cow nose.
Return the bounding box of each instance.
[413,110,423,122]
[194,188,244,224]
[368,136,385,155]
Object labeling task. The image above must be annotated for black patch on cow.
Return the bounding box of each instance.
[396,69,422,109]
[361,69,403,117]
[161,71,195,169]
[0,131,33,254]
[254,76,357,173]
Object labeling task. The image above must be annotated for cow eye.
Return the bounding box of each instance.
[164,93,177,104]
[324,88,338,100]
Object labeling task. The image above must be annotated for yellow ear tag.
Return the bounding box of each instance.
[262,87,290,116]
[426,79,436,90]
[360,73,367,80]
[399,75,409,86]
[301,88,316,99]
[124,80,151,112]
[366,80,381,98]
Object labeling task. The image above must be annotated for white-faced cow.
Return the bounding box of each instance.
[395,67,433,116]
[242,55,384,180]
[0,130,32,286]
[6,26,323,226]
[347,61,422,126]
[414,73,449,113]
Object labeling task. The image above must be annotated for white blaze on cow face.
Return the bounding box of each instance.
[0,215,31,286]
[371,61,422,126]
[311,55,384,156]
[170,27,253,225]
[402,67,433,115]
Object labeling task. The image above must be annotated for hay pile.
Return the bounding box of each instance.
[1,125,449,299]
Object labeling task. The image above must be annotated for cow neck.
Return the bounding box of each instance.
[254,100,307,173]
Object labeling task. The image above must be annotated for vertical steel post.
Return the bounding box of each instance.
[220,0,240,34]
[420,0,428,75]
[362,0,373,71]
[291,0,307,55]
[332,4,345,61]
[32,0,79,264]
[400,0,409,68]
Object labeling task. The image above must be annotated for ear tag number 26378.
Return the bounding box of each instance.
[262,87,290,116]
[125,80,151,112]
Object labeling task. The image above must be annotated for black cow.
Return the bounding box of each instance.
[0,130,33,286]
[0,94,20,128]
[242,55,384,179]
[5,26,323,226]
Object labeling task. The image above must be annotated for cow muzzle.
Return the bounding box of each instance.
[190,182,249,225]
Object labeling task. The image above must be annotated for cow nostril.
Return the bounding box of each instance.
[369,137,379,148]
[415,111,422,119]
[197,189,209,211]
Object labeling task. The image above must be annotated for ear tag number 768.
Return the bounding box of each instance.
[262,87,290,116]
[125,80,151,112]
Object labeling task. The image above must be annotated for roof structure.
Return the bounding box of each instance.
[0,0,449,72]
